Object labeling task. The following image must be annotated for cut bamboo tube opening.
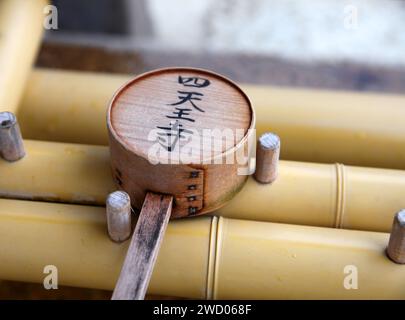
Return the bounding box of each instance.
[0,112,25,161]
[106,191,132,243]
[387,210,405,264]
[254,132,280,184]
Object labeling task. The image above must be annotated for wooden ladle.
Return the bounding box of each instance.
[107,67,255,300]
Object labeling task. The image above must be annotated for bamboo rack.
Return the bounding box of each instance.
[18,68,405,170]
[1,0,404,301]
[1,139,405,233]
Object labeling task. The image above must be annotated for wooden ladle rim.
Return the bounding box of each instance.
[106,66,256,164]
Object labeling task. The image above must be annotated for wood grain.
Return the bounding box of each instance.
[110,69,251,161]
[112,192,173,300]
[107,67,255,217]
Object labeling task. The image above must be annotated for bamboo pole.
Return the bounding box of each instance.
[0,198,404,299]
[19,69,126,145]
[1,139,405,233]
[0,140,115,204]
[0,0,47,114]
[18,68,405,170]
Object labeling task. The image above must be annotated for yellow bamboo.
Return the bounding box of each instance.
[18,68,405,169]
[0,140,115,204]
[0,0,47,113]
[1,139,404,232]
[218,163,405,233]
[0,198,403,299]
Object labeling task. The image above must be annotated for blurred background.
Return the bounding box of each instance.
[37,0,405,92]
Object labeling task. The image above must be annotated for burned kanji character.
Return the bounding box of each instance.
[178,75,210,88]
[166,107,195,122]
[156,120,193,152]
[169,91,205,112]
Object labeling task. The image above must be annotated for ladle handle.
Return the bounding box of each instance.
[112,192,173,300]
